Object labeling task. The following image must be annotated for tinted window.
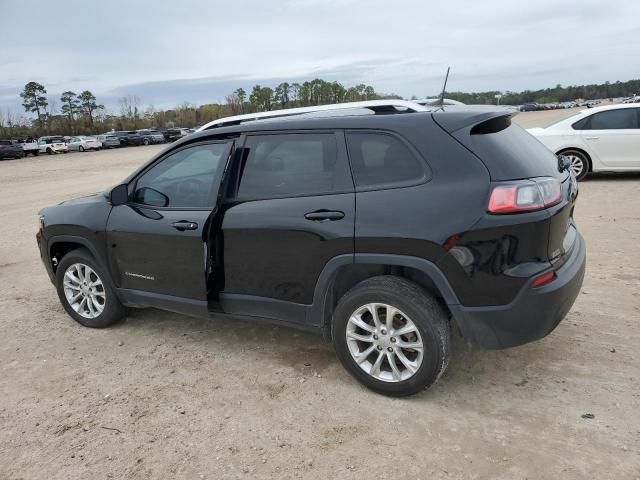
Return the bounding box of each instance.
[346,132,425,188]
[579,109,639,130]
[237,133,351,198]
[133,142,228,208]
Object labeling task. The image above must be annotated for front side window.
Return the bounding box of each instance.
[237,133,351,198]
[346,132,426,188]
[575,108,639,130]
[132,142,228,208]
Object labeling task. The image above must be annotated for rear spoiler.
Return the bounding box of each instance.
[431,106,518,134]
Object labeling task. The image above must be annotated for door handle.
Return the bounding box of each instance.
[171,221,198,231]
[304,210,345,221]
[584,136,599,140]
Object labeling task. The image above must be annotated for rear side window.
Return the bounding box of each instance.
[574,108,639,130]
[237,133,352,198]
[346,132,425,188]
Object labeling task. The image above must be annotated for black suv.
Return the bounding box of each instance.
[114,131,144,147]
[36,106,585,396]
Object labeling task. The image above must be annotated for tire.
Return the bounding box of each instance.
[33,150,39,156]
[55,249,126,328]
[559,149,589,181]
[143,138,149,145]
[47,148,53,155]
[79,145,85,152]
[332,276,450,397]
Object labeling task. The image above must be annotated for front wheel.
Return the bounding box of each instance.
[143,138,150,145]
[47,148,53,155]
[79,145,85,152]
[55,249,126,328]
[332,276,450,397]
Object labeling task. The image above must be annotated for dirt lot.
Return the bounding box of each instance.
[1,112,639,479]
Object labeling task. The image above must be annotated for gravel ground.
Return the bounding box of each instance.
[1,112,639,479]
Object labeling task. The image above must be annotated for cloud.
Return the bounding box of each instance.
[1,0,639,112]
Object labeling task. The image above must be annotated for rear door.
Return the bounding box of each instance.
[578,107,640,168]
[219,131,354,322]
[106,140,232,313]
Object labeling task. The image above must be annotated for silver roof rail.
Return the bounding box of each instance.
[197,100,429,131]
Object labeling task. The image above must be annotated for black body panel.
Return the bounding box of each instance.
[220,193,355,304]
[106,205,213,300]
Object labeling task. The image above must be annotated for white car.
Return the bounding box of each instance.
[68,136,102,152]
[528,104,640,180]
[38,137,69,155]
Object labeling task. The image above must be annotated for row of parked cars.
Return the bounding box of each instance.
[0,127,198,160]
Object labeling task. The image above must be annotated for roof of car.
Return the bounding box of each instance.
[577,103,639,114]
[179,105,515,145]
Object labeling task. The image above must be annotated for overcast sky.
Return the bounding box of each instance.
[2,0,639,114]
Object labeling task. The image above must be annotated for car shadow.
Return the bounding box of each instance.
[583,171,640,181]
[114,306,563,399]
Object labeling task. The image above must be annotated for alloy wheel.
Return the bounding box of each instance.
[63,263,106,319]
[562,152,586,178]
[346,303,424,382]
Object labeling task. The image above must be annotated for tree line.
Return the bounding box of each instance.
[2,77,639,138]
[0,79,392,138]
[445,79,640,106]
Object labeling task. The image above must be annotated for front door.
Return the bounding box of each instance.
[106,141,232,313]
[219,131,355,323]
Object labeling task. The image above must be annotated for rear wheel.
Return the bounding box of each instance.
[332,276,450,396]
[55,249,125,328]
[47,148,53,155]
[79,145,85,152]
[33,150,39,156]
[143,138,150,145]
[559,149,589,180]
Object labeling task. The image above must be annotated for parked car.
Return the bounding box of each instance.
[113,131,143,147]
[36,100,585,396]
[11,137,40,156]
[529,104,640,180]
[97,135,121,149]
[137,129,165,145]
[622,96,640,104]
[520,103,540,112]
[0,139,26,159]
[164,128,189,142]
[38,137,69,154]
[68,136,102,152]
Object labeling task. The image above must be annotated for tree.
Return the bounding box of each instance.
[20,82,48,129]
[249,85,273,112]
[78,90,103,126]
[60,91,80,132]
[235,88,247,113]
[118,95,141,129]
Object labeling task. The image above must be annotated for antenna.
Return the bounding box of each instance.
[439,66,450,106]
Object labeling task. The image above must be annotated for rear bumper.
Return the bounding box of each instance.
[451,231,586,348]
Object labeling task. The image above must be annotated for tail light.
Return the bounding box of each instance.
[488,177,561,214]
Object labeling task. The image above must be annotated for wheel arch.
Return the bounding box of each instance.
[310,254,459,341]
[49,236,106,275]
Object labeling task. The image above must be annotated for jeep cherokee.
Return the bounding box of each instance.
[37,102,586,396]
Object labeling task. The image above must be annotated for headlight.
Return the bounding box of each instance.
[38,215,45,231]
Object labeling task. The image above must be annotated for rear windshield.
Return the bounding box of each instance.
[454,120,562,180]
[48,138,65,143]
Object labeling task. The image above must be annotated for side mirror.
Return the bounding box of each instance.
[109,184,129,206]
[133,187,169,208]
